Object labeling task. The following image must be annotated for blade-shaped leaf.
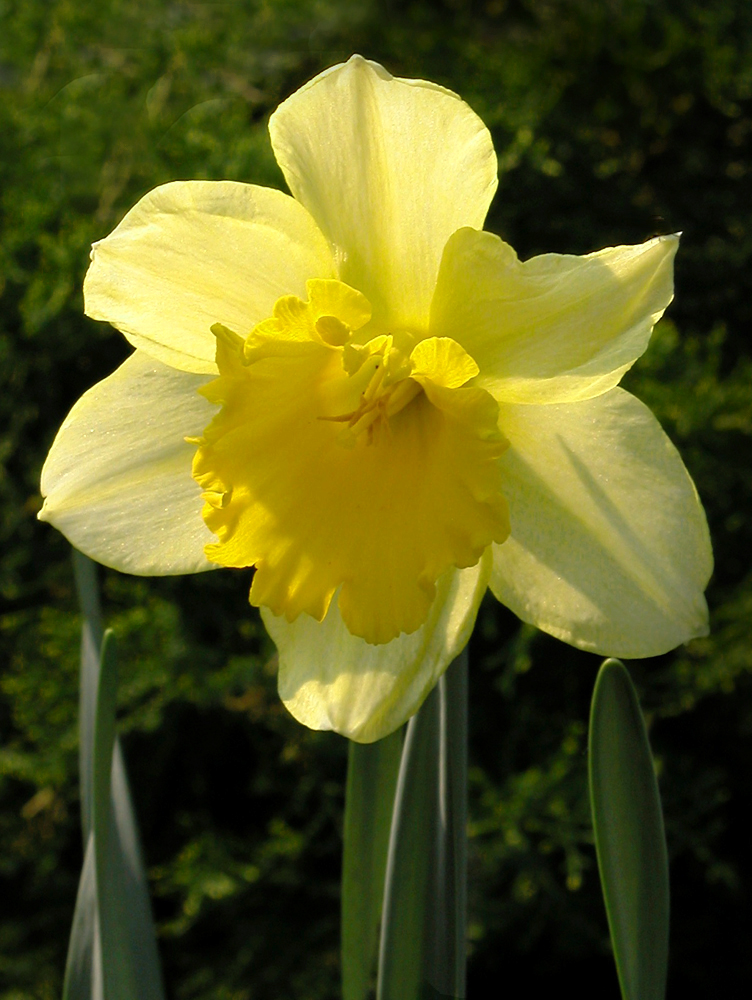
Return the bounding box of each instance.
[63,551,165,1000]
[93,632,142,1000]
[342,730,403,1000]
[588,658,670,1000]
[62,835,103,1000]
[73,550,104,843]
[377,651,468,1000]
[428,655,467,998]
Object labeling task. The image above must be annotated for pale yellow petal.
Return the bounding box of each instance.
[269,55,498,332]
[490,389,712,657]
[431,228,678,403]
[267,554,491,742]
[39,352,216,575]
[84,181,336,373]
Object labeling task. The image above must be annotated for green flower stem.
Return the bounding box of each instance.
[342,728,403,1000]
[377,651,468,1000]
[589,658,670,1000]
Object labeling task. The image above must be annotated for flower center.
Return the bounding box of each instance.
[192,278,510,645]
[320,337,422,446]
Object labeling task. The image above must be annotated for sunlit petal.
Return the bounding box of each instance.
[269,55,497,332]
[84,181,336,373]
[490,389,712,656]
[267,554,491,743]
[431,228,678,403]
[40,352,216,574]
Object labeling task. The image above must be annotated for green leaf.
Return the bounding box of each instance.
[62,837,99,998]
[341,729,403,1000]
[63,551,165,1000]
[73,548,104,843]
[588,658,670,1000]
[377,651,468,1000]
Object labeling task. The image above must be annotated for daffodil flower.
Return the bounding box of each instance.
[39,56,712,742]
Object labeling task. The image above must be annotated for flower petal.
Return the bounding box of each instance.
[39,351,216,575]
[269,55,498,332]
[266,554,491,743]
[490,389,712,657]
[431,228,678,403]
[84,181,336,373]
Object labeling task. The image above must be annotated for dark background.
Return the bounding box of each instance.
[1,1,751,997]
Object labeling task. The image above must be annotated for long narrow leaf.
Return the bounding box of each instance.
[589,658,670,1000]
[93,632,141,1000]
[62,629,119,1000]
[377,651,468,1000]
[341,730,403,1000]
[61,836,102,1000]
[64,550,165,1000]
[377,686,438,1000]
[428,653,467,998]
[72,550,103,843]
[92,632,118,859]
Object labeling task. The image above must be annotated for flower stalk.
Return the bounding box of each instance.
[377,651,468,1000]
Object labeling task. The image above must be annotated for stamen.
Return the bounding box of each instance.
[319,350,422,446]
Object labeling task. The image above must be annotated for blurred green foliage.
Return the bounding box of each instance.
[1,0,751,997]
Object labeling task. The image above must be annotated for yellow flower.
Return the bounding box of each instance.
[39,56,712,742]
